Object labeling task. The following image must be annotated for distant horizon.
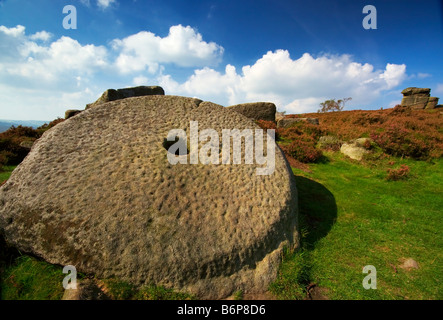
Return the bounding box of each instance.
[0,119,51,122]
[1,98,434,123]
[1,0,442,120]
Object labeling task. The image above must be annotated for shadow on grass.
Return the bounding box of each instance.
[315,155,331,165]
[0,234,21,298]
[270,175,337,299]
[295,175,337,249]
[296,175,337,299]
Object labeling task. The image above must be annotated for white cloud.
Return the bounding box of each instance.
[29,31,52,42]
[160,50,407,113]
[0,25,26,60]
[0,83,96,120]
[133,76,149,86]
[380,63,407,89]
[97,0,116,9]
[159,65,241,103]
[0,25,109,119]
[80,0,91,7]
[417,72,431,79]
[0,25,25,37]
[0,24,224,84]
[0,24,226,119]
[0,25,108,86]
[0,24,408,120]
[284,98,326,114]
[11,37,106,81]
[112,25,224,73]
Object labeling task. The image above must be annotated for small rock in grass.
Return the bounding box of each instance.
[399,258,419,270]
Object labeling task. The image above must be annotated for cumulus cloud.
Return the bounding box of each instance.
[0,25,109,119]
[0,24,25,37]
[29,31,52,42]
[111,25,224,73]
[0,25,26,60]
[0,24,408,120]
[159,50,407,113]
[0,24,225,119]
[380,63,407,89]
[0,25,108,86]
[159,65,241,103]
[0,24,221,85]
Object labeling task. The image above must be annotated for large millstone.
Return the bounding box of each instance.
[0,95,299,299]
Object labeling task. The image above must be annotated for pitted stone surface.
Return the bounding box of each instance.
[0,95,298,299]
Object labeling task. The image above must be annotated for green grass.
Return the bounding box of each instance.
[270,152,442,300]
[233,290,244,300]
[1,259,195,300]
[1,256,65,300]
[0,166,16,184]
[102,278,194,300]
[134,284,195,300]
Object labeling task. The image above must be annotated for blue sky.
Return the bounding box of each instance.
[0,0,442,120]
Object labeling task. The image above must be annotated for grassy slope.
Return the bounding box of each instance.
[271,153,442,300]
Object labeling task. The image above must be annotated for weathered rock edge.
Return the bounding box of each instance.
[86,86,165,109]
[0,95,299,299]
[227,102,277,122]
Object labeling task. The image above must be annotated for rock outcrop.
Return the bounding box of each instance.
[0,95,299,299]
[275,112,286,122]
[425,97,439,109]
[86,86,165,109]
[340,138,373,161]
[400,87,439,109]
[277,117,319,128]
[317,136,343,151]
[227,102,276,122]
[399,258,419,271]
[19,140,35,151]
[65,109,83,119]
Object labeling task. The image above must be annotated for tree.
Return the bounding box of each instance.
[318,97,352,113]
